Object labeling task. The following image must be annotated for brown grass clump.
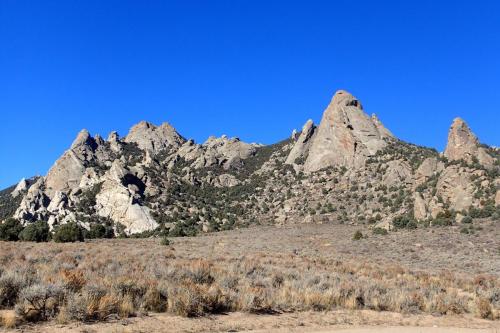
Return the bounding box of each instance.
[60,269,86,292]
[0,310,18,328]
[476,298,493,320]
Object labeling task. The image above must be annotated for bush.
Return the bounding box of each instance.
[160,236,170,246]
[353,230,364,240]
[392,215,417,229]
[0,272,26,307]
[53,223,85,243]
[372,227,388,235]
[461,216,473,224]
[15,284,63,321]
[0,218,24,241]
[85,223,114,239]
[432,216,454,227]
[19,221,50,242]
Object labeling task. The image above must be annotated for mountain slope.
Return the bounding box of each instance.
[2,90,498,235]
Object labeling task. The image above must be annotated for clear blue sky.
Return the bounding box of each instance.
[1,0,499,189]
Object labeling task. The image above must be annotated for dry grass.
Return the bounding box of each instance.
[0,310,17,328]
[0,223,498,328]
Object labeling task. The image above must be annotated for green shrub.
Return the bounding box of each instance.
[372,227,388,235]
[160,236,170,246]
[53,223,85,243]
[85,223,114,239]
[432,211,454,226]
[461,216,473,224]
[392,215,417,229]
[19,221,50,242]
[353,230,364,240]
[0,218,24,241]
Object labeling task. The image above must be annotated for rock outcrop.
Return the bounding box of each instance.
[44,130,98,197]
[444,118,494,168]
[285,119,316,165]
[125,121,185,154]
[193,136,258,170]
[95,161,158,235]
[5,89,497,236]
[304,90,393,172]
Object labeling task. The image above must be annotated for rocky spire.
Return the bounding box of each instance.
[11,178,28,198]
[45,129,98,196]
[285,119,316,165]
[124,121,186,153]
[304,90,391,172]
[71,129,96,149]
[444,117,493,168]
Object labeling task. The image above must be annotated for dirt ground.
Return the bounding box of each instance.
[170,221,500,275]
[8,310,499,333]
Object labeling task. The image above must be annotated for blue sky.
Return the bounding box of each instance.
[1,0,499,189]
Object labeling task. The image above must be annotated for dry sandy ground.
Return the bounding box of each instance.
[5,310,499,333]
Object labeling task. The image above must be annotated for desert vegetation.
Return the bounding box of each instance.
[0,223,498,329]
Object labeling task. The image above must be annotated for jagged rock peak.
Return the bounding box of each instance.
[125,120,186,153]
[285,119,316,165]
[71,129,95,149]
[304,90,391,172]
[444,117,493,167]
[107,131,120,142]
[371,113,394,139]
[11,178,28,198]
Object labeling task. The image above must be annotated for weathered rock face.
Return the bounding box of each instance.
[11,178,30,198]
[413,192,429,220]
[285,119,316,165]
[444,118,494,168]
[382,160,413,187]
[371,114,393,139]
[415,157,444,182]
[436,165,475,212]
[44,130,97,197]
[304,90,393,172]
[195,136,258,170]
[14,178,50,223]
[95,161,158,235]
[125,121,185,154]
[107,131,122,153]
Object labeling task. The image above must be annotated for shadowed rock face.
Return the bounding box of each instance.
[444,118,494,168]
[304,90,392,172]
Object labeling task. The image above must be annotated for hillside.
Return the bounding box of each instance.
[2,90,498,237]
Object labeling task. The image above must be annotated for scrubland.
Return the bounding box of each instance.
[0,222,499,331]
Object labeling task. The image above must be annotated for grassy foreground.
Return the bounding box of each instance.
[0,223,499,328]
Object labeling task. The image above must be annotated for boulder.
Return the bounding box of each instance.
[413,192,429,220]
